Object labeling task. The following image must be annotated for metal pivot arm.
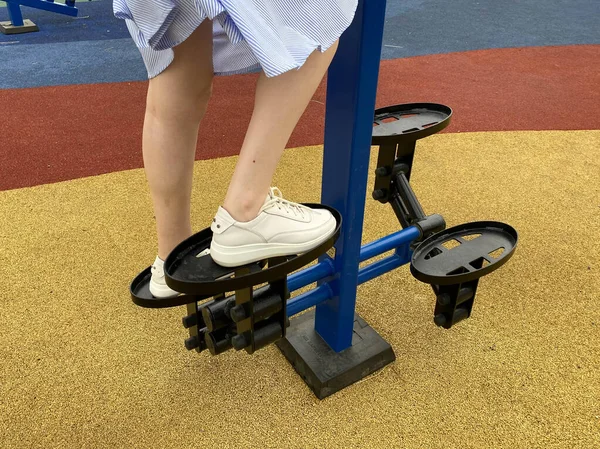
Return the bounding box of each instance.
[388,162,425,225]
[375,157,446,240]
[371,103,453,239]
[430,279,480,329]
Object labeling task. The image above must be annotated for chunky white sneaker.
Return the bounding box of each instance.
[149,255,180,298]
[210,187,336,267]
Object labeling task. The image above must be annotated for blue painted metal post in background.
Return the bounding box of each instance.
[315,0,388,352]
[1,0,78,34]
[5,0,78,17]
[6,2,25,27]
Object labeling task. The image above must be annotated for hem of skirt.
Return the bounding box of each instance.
[148,58,262,79]
[257,38,332,78]
[214,64,262,76]
[147,53,175,79]
[148,42,333,79]
[145,0,357,80]
[254,2,358,78]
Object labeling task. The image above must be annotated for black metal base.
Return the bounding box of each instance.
[276,310,395,399]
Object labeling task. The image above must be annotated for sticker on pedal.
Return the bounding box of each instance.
[196,248,210,258]
[372,103,452,144]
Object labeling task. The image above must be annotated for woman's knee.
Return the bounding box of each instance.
[146,73,213,122]
[194,76,213,106]
[186,77,213,120]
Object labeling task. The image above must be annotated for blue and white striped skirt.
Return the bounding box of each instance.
[113,0,358,79]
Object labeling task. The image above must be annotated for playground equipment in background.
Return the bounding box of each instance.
[129,0,518,399]
[0,0,78,34]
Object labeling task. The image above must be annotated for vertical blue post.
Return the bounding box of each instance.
[6,2,25,27]
[315,0,388,352]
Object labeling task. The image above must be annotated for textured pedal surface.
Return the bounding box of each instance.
[372,103,452,144]
[410,221,518,285]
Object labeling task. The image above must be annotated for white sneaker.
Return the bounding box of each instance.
[149,256,179,298]
[148,249,210,298]
[210,187,336,267]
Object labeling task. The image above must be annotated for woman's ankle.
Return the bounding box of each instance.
[157,227,193,260]
[222,191,267,222]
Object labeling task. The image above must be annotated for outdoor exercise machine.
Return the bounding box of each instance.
[130,0,518,399]
[0,0,78,34]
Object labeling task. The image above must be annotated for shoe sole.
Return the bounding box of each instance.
[210,219,336,268]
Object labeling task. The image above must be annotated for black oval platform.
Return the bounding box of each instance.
[372,103,452,145]
[130,266,210,308]
[410,221,518,285]
[130,268,155,305]
[163,204,342,297]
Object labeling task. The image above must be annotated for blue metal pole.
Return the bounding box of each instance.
[287,284,334,317]
[359,226,421,262]
[287,259,335,292]
[315,0,388,352]
[6,2,25,27]
[287,242,413,317]
[358,249,409,285]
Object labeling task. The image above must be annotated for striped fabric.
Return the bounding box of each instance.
[113,0,358,79]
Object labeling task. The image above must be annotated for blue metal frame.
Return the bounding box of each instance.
[314,0,389,352]
[3,0,77,28]
[286,226,420,318]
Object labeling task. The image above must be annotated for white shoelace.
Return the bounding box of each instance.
[264,187,308,218]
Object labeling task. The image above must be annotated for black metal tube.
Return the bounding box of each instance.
[201,298,234,332]
[252,321,283,351]
[395,172,426,221]
[389,193,411,228]
[230,286,282,323]
[204,327,233,355]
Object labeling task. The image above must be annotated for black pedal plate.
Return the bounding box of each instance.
[410,221,518,285]
[130,267,154,305]
[164,204,342,297]
[372,103,452,145]
[130,266,201,308]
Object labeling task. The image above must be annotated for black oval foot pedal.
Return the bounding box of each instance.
[130,267,154,304]
[163,204,341,297]
[130,266,202,308]
[410,221,518,329]
[372,103,452,145]
[410,221,518,285]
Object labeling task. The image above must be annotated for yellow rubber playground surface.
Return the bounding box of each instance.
[1,130,599,448]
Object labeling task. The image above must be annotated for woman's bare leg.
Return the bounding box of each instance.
[143,20,214,261]
[222,42,339,221]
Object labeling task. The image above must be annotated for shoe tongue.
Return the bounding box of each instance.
[263,193,272,206]
[265,187,279,204]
